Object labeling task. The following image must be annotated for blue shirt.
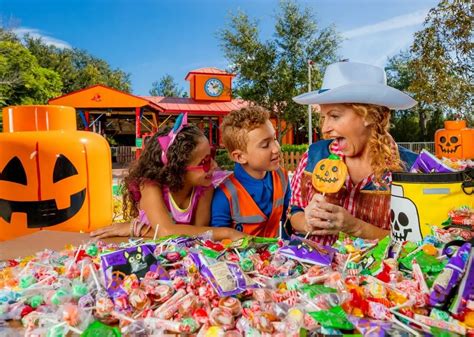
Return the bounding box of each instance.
[211,163,291,235]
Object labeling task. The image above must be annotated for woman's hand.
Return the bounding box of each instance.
[304,194,358,236]
[90,222,131,239]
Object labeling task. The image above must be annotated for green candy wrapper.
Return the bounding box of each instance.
[308,306,354,330]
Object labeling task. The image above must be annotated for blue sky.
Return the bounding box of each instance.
[1,0,439,96]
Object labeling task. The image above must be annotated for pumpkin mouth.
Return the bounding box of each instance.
[0,188,86,228]
[438,144,461,154]
[314,175,338,183]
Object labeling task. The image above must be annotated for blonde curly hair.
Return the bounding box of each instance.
[321,103,403,187]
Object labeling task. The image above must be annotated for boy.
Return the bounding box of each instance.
[211,106,291,238]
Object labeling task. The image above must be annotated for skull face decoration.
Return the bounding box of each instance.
[390,185,423,242]
[437,135,461,156]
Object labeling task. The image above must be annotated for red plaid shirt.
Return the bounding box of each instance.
[290,140,392,246]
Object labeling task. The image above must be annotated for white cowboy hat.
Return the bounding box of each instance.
[293,61,417,110]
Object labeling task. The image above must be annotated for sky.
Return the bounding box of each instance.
[1,0,439,96]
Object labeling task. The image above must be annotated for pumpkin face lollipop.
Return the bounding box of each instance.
[312,154,348,194]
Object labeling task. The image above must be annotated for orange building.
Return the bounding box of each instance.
[49,67,294,153]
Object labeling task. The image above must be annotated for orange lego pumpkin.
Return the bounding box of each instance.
[0,105,112,240]
[311,154,348,194]
[435,120,474,160]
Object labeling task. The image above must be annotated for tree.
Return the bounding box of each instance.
[219,0,341,141]
[409,0,473,127]
[149,74,187,97]
[0,39,62,108]
[24,36,132,93]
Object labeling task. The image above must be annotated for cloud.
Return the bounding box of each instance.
[342,9,429,39]
[12,27,71,49]
[339,9,431,67]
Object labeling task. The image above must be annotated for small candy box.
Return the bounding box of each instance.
[278,235,336,266]
[101,244,169,298]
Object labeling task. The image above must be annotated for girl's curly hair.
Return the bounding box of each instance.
[121,125,205,219]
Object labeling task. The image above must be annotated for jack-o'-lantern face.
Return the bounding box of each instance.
[437,133,461,156]
[0,105,113,241]
[0,153,85,228]
[312,154,348,194]
[435,120,474,160]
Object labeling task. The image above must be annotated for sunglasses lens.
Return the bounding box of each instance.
[203,156,212,172]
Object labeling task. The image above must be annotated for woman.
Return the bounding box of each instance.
[289,61,418,245]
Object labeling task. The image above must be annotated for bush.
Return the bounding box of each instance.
[281,144,308,153]
[215,148,235,170]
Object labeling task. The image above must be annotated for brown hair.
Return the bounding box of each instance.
[320,103,403,186]
[221,106,270,152]
[122,125,205,219]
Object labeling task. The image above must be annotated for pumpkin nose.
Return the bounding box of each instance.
[446,142,451,146]
[325,171,329,176]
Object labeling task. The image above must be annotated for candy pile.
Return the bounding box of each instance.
[1,231,473,336]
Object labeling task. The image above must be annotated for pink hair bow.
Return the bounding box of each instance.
[158,113,188,165]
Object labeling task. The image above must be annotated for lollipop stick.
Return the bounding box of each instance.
[153,223,160,241]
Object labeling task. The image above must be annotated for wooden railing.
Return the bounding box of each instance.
[282,152,303,171]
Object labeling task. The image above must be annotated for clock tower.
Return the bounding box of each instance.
[185,68,235,101]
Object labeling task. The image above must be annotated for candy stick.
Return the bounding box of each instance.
[389,309,430,331]
[153,223,160,241]
[66,325,83,335]
[88,264,102,291]
[405,244,424,259]
[66,245,82,274]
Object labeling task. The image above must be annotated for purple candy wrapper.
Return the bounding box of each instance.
[101,244,169,298]
[348,316,391,337]
[278,235,336,266]
[429,242,471,307]
[449,242,474,314]
[190,251,256,297]
[410,149,455,173]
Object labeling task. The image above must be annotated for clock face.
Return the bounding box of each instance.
[204,78,224,97]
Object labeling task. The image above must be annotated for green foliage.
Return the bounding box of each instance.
[281,144,308,153]
[219,0,341,142]
[24,36,131,93]
[0,39,62,108]
[215,148,234,171]
[149,74,187,97]
[409,0,473,121]
[386,0,473,141]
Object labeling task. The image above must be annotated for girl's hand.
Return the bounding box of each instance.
[90,222,131,239]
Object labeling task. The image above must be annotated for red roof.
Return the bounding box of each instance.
[185,67,235,80]
[143,96,248,115]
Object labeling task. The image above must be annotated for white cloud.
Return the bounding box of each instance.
[12,27,71,49]
[342,9,429,39]
[339,9,431,67]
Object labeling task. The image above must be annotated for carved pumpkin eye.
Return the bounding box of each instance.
[332,166,338,173]
[450,136,458,144]
[53,155,78,183]
[0,157,27,185]
[440,136,446,143]
[320,164,325,170]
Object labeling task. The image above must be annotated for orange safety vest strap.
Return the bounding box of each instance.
[222,177,266,224]
[220,168,288,237]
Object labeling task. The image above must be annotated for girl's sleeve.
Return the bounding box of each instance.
[289,151,309,213]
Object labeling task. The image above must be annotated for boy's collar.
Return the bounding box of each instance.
[234,163,268,181]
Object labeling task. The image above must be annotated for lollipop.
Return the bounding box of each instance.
[311,154,348,194]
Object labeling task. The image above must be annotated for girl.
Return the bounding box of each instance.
[91,113,244,241]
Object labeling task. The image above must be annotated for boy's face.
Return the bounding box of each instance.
[232,120,281,178]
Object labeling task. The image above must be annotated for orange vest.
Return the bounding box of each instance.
[220,168,288,238]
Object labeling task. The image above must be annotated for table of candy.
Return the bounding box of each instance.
[1,220,473,337]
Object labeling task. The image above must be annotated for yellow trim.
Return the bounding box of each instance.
[169,188,195,213]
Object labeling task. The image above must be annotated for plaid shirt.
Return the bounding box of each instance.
[289,140,392,246]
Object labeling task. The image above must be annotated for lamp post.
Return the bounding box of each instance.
[307,60,314,144]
